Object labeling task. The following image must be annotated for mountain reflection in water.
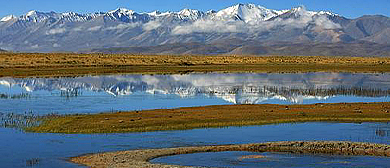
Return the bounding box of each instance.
[0,73,389,115]
[1,73,389,104]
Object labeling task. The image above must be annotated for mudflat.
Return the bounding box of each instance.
[28,102,390,134]
[70,141,390,168]
[1,53,390,77]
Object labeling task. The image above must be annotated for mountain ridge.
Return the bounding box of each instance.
[2,4,338,23]
[0,3,389,55]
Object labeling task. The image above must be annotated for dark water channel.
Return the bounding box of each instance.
[152,151,390,168]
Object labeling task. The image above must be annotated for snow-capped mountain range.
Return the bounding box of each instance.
[0,3,389,53]
[1,4,334,24]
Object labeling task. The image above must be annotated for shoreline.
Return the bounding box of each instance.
[27,102,390,134]
[70,141,390,168]
[1,53,390,77]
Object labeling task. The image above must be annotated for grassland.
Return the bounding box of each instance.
[1,53,390,77]
[27,102,390,134]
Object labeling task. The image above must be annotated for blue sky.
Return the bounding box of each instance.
[1,0,389,19]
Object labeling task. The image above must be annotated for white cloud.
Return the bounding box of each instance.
[105,23,140,30]
[30,44,39,49]
[72,27,83,31]
[171,7,341,35]
[172,19,248,34]
[314,15,341,29]
[88,26,102,31]
[53,43,60,48]
[46,28,66,35]
[142,21,161,31]
[260,8,341,30]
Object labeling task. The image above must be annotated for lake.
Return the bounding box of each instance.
[1,73,389,114]
[0,72,390,167]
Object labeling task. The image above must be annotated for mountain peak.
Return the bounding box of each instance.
[179,8,197,14]
[148,10,161,16]
[285,6,338,18]
[105,8,140,22]
[216,3,281,22]
[177,8,204,20]
[235,3,258,8]
[108,8,134,15]
[23,10,57,17]
[26,10,37,16]
[291,6,306,12]
[1,15,17,22]
[206,10,216,14]
[286,6,314,17]
[317,11,339,17]
[234,3,245,7]
[20,10,60,22]
[148,10,173,17]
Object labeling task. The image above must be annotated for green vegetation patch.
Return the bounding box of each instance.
[27,102,390,134]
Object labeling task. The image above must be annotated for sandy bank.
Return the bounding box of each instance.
[70,141,390,168]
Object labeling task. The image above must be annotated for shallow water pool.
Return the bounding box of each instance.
[1,122,390,167]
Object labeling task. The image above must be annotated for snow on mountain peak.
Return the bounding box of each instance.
[177,8,204,20]
[178,8,198,15]
[108,8,134,15]
[26,10,38,17]
[105,8,150,22]
[1,15,17,22]
[291,6,305,12]
[318,11,339,17]
[59,12,101,22]
[287,6,338,17]
[0,4,341,25]
[215,3,282,23]
[148,10,172,17]
[20,10,60,22]
[206,10,216,14]
[107,8,136,18]
[148,10,161,16]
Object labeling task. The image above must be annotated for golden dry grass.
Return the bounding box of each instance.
[1,53,390,77]
[27,102,390,134]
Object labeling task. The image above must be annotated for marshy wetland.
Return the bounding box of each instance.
[1,57,390,167]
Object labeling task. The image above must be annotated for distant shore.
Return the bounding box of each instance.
[70,141,390,168]
[1,53,390,77]
[27,102,390,134]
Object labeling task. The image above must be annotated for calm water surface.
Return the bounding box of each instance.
[1,123,390,167]
[1,73,390,114]
[0,73,390,167]
[152,151,390,168]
